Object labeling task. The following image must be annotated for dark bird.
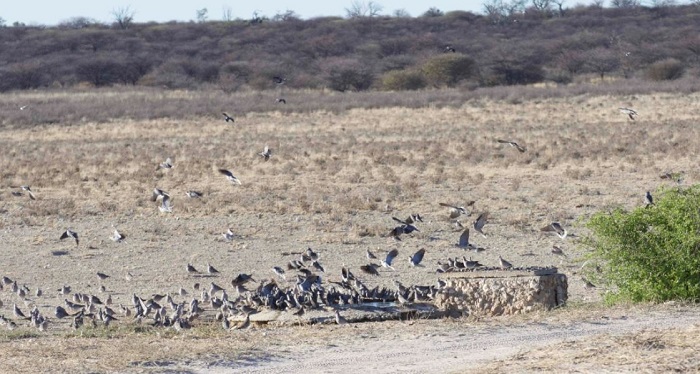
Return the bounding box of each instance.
[222,112,235,123]
[456,228,481,251]
[497,139,526,153]
[218,169,242,185]
[259,145,272,161]
[408,248,426,267]
[619,107,638,121]
[55,306,71,319]
[360,264,380,276]
[366,249,377,260]
[645,191,654,207]
[276,98,287,104]
[541,222,568,239]
[231,273,255,287]
[272,76,287,84]
[60,229,79,247]
[97,272,110,280]
[186,263,199,274]
[382,249,399,270]
[444,45,456,53]
[207,263,220,275]
[473,212,489,237]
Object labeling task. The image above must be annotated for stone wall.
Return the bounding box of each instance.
[434,272,568,317]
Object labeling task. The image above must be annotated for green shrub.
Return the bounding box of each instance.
[421,54,477,87]
[584,185,700,304]
[645,58,685,81]
[381,69,426,91]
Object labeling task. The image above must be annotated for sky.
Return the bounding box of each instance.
[2,1,494,26]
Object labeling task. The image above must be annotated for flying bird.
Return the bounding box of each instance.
[259,145,272,161]
[272,76,287,84]
[541,222,567,239]
[439,202,474,219]
[276,98,287,104]
[497,139,526,153]
[473,212,489,237]
[151,188,169,202]
[408,248,426,267]
[185,190,203,198]
[111,229,125,243]
[157,157,173,170]
[366,249,377,260]
[19,105,29,110]
[456,228,477,251]
[218,169,242,185]
[360,264,380,276]
[619,107,637,121]
[159,195,173,213]
[381,249,399,270]
[60,229,79,247]
[222,112,235,123]
[444,45,456,53]
[20,185,36,200]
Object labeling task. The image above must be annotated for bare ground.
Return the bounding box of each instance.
[2,90,700,372]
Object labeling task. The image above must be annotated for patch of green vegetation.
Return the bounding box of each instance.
[584,185,700,304]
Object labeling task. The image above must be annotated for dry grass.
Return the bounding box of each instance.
[480,324,700,373]
[2,88,700,371]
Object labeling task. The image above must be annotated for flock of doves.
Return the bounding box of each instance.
[0,106,643,332]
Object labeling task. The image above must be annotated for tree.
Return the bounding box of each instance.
[552,0,566,16]
[196,8,208,23]
[345,1,384,18]
[610,0,640,8]
[421,54,477,87]
[272,10,301,22]
[422,7,444,17]
[222,6,234,21]
[392,9,411,18]
[0,17,6,27]
[111,6,135,29]
[483,0,526,24]
[586,48,620,80]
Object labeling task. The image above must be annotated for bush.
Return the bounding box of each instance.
[381,69,426,90]
[645,58,685,81]
[421,54,477,87]
[584,185,700,304]
[328,67,374,92]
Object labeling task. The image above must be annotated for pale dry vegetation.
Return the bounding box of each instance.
[2,88,700,371]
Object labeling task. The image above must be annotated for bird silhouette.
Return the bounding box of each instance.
[218,169,242,185]
[473,212,489,237]
[497,139,526,153]
[381,249,399,270]
[222,112,235,122]
[541,222,568,239]
[645,191,654,207]
[408,248,426,267]
[60,229,79,247]
[619,107,638,121]
[259,145,272,161]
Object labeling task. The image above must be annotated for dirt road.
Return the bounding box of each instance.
[195,305,700,373]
